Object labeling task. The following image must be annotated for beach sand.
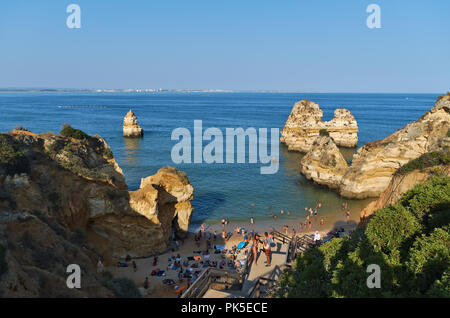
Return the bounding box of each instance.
[106,231,250,298]
[105,209,359,298]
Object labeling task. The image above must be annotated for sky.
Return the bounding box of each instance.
[0,0,449,92]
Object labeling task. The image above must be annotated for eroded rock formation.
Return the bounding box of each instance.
[299,94,450,199]
[0,129,193,297]
[281,100,358,152]
[300,135,348,189]
[359,164,450,223]
[123,110,143,137]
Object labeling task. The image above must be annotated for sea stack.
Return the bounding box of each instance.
[123,109,144,137]
[298,93,450,199]
[280,100,358,152]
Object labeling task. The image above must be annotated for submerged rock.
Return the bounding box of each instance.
[280,100,358,152]
[123,109,144,137]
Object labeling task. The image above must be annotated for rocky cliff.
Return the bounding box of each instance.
[123,110,144,137]
[299,94,450,199]
[280,100,358,152]
[0,127,193,297]
[359,165,450,224]
[300,135,348,189]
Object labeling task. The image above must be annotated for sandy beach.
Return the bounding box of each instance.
[106,209,359,298]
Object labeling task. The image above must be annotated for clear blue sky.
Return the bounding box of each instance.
[0,0,449,92]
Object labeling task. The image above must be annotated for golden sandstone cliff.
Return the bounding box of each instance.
[123,110,144,137]
[359,163,450,223]
[300,94,450,199]
[300,134,348,189]
[280,100,358,152]
[0,128,193,297]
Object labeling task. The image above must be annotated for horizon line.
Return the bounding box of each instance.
[0,88,446,95]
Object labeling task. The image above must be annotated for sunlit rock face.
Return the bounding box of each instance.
[0,129,194,297]
[123,110,144,137]
[297,94,450,199]
[300,135,348,189]
[281,99,358,152]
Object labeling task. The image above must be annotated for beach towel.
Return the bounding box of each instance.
[187,256,195,261]
[204,254,210,259]
[151,269,160,276]
[163,279,175,285]
[194,256,202,261]
[156,270,166,277]
[237,241,246,249]
[215,245,226,250]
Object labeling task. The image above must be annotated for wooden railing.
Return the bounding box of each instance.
[181,233,314,298]
[247,264,286,298]
[181,267,242,298]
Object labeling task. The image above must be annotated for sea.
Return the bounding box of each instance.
[0,92,440,232]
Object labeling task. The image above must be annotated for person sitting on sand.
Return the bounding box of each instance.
[314,231,321,242]
[320,218,324,227]
[144,277,149,289]
[132,260,137,272]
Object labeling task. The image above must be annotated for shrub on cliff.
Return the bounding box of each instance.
[399,176,450,225]
[0,134,30,176]
[104,277,141,298]
[396,151,450,175]
[277,176,450,298]
[60,124,89,140]
[319,129,330,137]
[366,204,421,255]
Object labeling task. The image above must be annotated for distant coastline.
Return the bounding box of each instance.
[0,88,444,94]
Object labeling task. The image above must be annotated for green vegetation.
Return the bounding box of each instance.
[277,176,450,298]
[0,135,30,176]
[319,129,330,137]
[103,147,113,159]
[101,273,141,298]
[396,150,450,175]
[59,124,89,140]
[0,243,7,276]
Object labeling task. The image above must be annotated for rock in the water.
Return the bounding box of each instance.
[123,109,143,137]
[300,135,348,189]
[298,93,450,199]
[280,100,358,152]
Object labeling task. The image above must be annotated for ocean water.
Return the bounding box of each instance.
[0,92,440,229]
